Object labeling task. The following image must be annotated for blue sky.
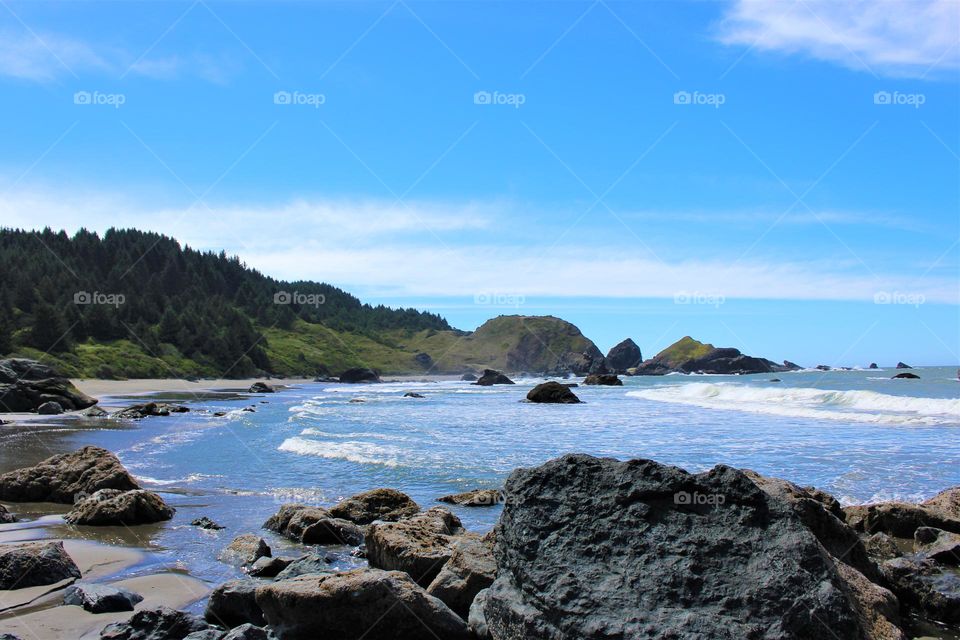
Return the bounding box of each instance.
[1,0,958,365]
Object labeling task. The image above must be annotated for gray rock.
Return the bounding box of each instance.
[82,405,109,417]
[468,588,491,639]
[248,382,274,394]
[37,401,63,415]
[327,489,420,525]
[273,554,334,581]
[367,507,466,587]
[525,382,581,404]
[301,517,363,546]
[65,489,174,526]
[248,556,292,578]
[64,582,143,613]
[604,338,642,373]
[482,453,900,640]
[99,606,212,639]
[219,534,271,567]
[844,501,960,537]
[881,556,960,624]
[338,368,381,383]
[426,534,496,618]
[264,504,361,545]
[0,445,139,503]
[0,541,81,590]
[914,526,960,565]
[222,625,268,640]
[191,516,225,530]
[922,486,960,519]
[0,358,98,412]
[182,632,224,640]
[864,532,903,562]
[438,489,504,507]
[205,580,265,628]
[0,503,15,523]
[255,568,469,640]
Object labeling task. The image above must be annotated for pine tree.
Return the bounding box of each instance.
[29,302,71,352]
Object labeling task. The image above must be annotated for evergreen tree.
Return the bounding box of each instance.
[29,302,71,352]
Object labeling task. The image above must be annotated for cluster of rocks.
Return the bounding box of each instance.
[0,446,174,526]
[473,369,514,386]
[0,358,98,414]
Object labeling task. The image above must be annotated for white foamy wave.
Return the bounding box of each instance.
[299,428,408,442]
[626,383,960,425]
[278,437,401,467]
[137,473,221,486]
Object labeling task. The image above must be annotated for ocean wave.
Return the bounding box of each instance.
[278,437,401,467]
[626,383,960,425]
[299,428,409,441]
[137,473,222,486]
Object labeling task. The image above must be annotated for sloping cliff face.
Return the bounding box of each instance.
[409,316,605,374]
[633,336,797,376]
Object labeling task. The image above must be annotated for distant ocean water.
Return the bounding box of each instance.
[1,367,957,589]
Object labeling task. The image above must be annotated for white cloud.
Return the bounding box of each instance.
[0,185,954,305]
[717,0,960,78]
[0,28,240,83]
[0,30,109,81]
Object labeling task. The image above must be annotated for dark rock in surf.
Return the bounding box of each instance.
[192,516,225,530]
[896,362,912,369]
[0,503,16,523]
[248,556,293,578]
[525,382,581,404]
[248,382,274,393]
[474,369,514,386]
[273,554,335,581]
[914,527,960,565]
[881,556,960,624]
[892,372,919,379]
[338,368,381,384]
[328,489,420,525]
[604,339,642,373]
[220,534,271,567]
[438,489,504,507]
[869,363,879,369]
[816,365,832,371]
[403,392,425,398]
[582,374,622,386]
[37,401,63,415]
[113,402,189,419]
[0,446,139,503]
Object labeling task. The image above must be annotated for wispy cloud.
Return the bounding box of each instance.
[717,0,960,78]
[0,28,241,83]
[1,184,955,304]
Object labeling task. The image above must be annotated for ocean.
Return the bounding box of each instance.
[1,367,957,592]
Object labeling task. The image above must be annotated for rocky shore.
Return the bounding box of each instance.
[1,444,957,639]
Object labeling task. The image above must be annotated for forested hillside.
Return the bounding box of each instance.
[0,228,450,378]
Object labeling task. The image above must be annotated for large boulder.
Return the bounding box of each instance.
[481,454,902,640]
[0,358,98,412]
[366,507,466,587]
[0,446,139,503]
[273,554,335,581]
[0,541,81,589]
[525,382,581,404]
[881,556,960,624]
[37,401,63,415]
[438,488,504,507]
[922,486,960,518]
[744,470,879,581]
[582,374,622,386]
[100,606,213,640]
[205,579,265,628]
[327,489,420,525]
[338,368,381,384]
[474,369,514,386]
[248,382,274,393]
[64,583,143,613]
[914,526,960,565]
[255,568,470,640]
[65,489,174,526]
[605,339,642,373]
[426,534,496,618]
[263,503,362,546]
